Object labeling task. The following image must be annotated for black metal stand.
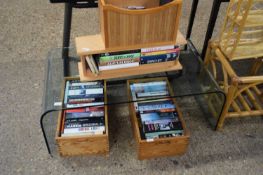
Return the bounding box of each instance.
[185,0,229,58]
[185,0,199,50]
[62,3,72,77]
[201,0,230,58]
[61,1,98,77]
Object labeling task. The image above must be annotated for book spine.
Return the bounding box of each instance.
[89,55,99,74]
[67,94,104,100]
[65,111,105,119]
[65,122,105,129]
[99,57,140,66]
[70,81,103,86]
[66,102,105,108]
[99,49,140,57]
[141,45,176,53]
[140,53,178,64]
[99,62,139,71]
[141,48,180,56]
[86,56,96,74]
[65,116,104,123]
[67,97,104,104]
[69,84,103,90]
[136,91,169,98]
[99,53,141,63]
[68,88,103,96]
[63,126,105,134]
[61,130,104,137]
[145,130,183,137]
[63,81,70,105]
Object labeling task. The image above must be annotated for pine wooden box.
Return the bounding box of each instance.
[99,0,182,48]
[55,77,109,156]
[127,77,190,160]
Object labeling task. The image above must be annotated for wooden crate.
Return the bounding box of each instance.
[127,77,190,160]
[99,0,182,48]
[55,77,109,156]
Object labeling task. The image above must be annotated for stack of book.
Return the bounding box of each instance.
[86,49,141,74]
[85,45,180,75]
[130,80,183,139]
[61,80,106,137]
[64,80,104,108]
[140,45,180,65]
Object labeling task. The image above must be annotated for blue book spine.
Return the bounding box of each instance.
[140,53,178,64]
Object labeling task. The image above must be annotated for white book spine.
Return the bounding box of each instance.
[99,62,139,71]
[66,102,105,108]
[62,130,104,137]
[71,82,99,86]
[86,56,96,74]
[89,55,99,74]
[68,88,103,95]
[63,126,105,134]
[141,45,175,53]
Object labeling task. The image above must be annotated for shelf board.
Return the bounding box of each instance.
[76,31,187,56]
[78,60,183,81]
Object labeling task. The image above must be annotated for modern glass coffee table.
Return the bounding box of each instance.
[41,42,226,156]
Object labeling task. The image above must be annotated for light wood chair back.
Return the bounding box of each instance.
[218,0,263,61]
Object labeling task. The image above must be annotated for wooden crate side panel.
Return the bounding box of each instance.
[57,136,109,156]
[138,137,189,160]
[104,5,180,48]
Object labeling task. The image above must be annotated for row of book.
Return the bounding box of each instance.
[86,45,180,75]
[61,80,106,137]
[130,80,184,140]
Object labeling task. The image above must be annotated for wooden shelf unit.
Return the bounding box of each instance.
[75,31,187,56]
[76,30,186,81]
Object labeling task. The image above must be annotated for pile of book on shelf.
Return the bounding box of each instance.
[61,80,105,137]
[86,45,180,75]
[130,80,183,140]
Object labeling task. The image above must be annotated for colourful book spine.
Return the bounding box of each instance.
[99,53,141,63]
[140,53,178,64]
[99,49,140,57]
[99,62,139,71]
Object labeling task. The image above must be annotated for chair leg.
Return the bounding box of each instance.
[216,83,238,130]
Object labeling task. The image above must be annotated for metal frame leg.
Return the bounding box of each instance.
[201,0,229,58]
[185,0,199,50]
[62,3,73,77]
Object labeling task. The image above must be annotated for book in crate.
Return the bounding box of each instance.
[85,45,181,75]
[127,77,190,159]
[56,78,109,156]
[61,79,106,137]
[129,80,184,140]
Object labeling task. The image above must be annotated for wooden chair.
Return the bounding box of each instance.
[204,0,263,130]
